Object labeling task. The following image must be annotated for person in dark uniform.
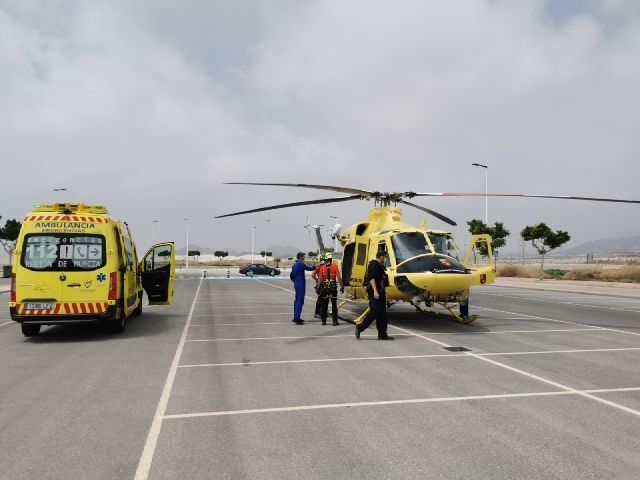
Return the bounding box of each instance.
[316,252,344,326]
[289,252,316,325]
[312,253,326,319]
[355,250,393,340]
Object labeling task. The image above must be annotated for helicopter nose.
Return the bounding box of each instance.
[395,272,473,296]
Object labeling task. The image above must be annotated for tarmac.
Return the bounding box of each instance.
[3,275,640,298]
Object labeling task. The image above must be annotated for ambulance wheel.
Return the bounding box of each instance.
[133,293,143,317]
[21,323,41,337]
[108,313,126,333]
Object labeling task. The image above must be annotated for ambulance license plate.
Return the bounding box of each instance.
[25,303,55,310]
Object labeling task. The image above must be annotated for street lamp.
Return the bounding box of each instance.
[264,219,271,264]
[471,162,488,223]
[184,218,190,269]
[251,226,256,263]
[151,220,159,245]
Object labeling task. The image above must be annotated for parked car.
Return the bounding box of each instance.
[239,264,281,277]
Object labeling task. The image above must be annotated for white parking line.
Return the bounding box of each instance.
[179,352,467,368]
[477,305,640,338]
[0,321,14,328]
[429,327,603,335]
[196,301,292,304]
[192,313,292,317]
[481,292,640,314]
[162,387,640,420]
[193,305,290,309]
[205,280,640,419]
[190,322,295,326]
[178,346,640,369]
[482,346,640,356]
[134,277,203,480]
[391,321,640,418]
[186,333,414,342]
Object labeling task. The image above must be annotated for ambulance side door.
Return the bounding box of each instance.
[117,227,139,313]
[140,243,176,305]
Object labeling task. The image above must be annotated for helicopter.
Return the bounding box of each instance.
[215,183,500,324]
[215,183,640,324]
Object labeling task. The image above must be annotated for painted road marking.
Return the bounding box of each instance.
[163,387,640,420]
[134,277,203,480]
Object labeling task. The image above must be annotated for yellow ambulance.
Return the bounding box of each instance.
[8,203,176,337]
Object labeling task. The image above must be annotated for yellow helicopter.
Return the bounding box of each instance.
[216,183,498,324]
[216,183,640,324]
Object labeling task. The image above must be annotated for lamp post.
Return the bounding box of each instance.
[184,218,190,269]
[264,219,270,264]
[251,226,256,263]
[471,162,488,223]
[151,220,159,245]
[330,215,338,251]
[53,188,67,204]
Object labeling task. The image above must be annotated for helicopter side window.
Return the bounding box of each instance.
[391,233,432,264]
[378,242,391,267]
[428,233,459,259]
[355,243,367,265]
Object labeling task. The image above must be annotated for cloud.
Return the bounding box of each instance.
[1,0,639,257]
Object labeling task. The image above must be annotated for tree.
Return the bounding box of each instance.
[274,258,281,268]
[307,251,317,260]
[214,250,228,265]
[188,250,200,261]
[467,219,510,256]
[0,217,22,264]
[521,223,570,278]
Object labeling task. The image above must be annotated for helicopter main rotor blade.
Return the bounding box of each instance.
[411,192,640,204]
[225,182,373,197]
[214,195,363,218]
[398,200,457,226]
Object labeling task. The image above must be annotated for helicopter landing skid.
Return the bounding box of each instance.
[409,300,477,324]
[353,307,370,326]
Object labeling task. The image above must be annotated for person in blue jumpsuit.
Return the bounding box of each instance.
[289,252,316,325]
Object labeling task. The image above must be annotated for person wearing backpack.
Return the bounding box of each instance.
[315,252,344,326]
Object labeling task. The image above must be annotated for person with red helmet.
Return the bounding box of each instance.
[315,252,344,326]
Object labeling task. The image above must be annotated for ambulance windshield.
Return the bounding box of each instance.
[21,234,106,271]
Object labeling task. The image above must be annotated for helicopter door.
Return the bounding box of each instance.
[463,234,496,286]
[350,237,369,286]
[341,243,355,285]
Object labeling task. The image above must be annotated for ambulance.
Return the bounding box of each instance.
[8,203,176,337]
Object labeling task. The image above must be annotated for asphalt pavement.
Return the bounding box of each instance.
[1,275,639,479]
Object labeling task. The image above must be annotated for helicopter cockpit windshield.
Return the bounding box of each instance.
[391,232,432,264]
[392,232,467,274]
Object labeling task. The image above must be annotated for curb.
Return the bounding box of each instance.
[490,278,640,299]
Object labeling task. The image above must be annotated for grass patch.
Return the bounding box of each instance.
[544,269,568,279]
[498,264,640,283]
[562,266,640,283]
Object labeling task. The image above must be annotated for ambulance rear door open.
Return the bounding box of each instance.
[141,243,176,305]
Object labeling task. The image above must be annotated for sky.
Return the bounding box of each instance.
[1,0,639,260]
